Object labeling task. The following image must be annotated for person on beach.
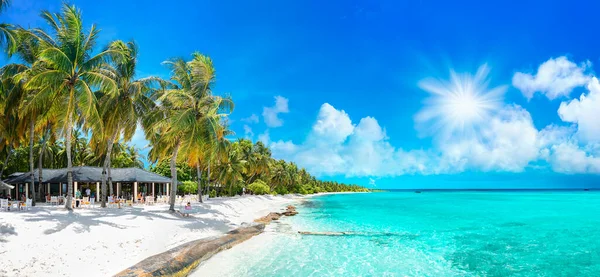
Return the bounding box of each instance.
[183,202,192,217]
[86,187,91,198]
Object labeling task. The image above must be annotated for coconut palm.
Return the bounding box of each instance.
[0,0,16,55]
[23,4,122,210]
[93,40,157,207]
[215,145,246,196]
[0,30,44,202]
[148,53,233,211]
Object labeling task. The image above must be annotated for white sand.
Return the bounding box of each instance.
[0,195,298,277]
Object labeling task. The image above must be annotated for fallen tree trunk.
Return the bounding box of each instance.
[116,205,299,277]
[115,224,265,277]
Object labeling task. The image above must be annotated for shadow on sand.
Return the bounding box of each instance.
[20,205,236,236]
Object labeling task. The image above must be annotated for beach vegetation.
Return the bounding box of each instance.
[0,3,368,211]
[247,180,270,195]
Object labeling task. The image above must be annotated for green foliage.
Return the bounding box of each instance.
[178,181,197,194]
[274,185,289,195]
[209,189,217,198]
[0,3,368,199]
[150,160,194,182]
[247,180,270,195]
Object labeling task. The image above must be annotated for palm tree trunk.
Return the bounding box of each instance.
[29,117,36,206]
[196,163,203,203]
[169,141,180,212]
[65,112,74,211]
[205,160,211,197]
[38,139,46,201]
[108,158,113,195]
[0,147,12,178]
[101,130,118,208]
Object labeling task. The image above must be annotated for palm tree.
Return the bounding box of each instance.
[0,0,16,55]
[94,40,157,208]
[148,53,232,211]
[214,144,245,196]
[24,4,122,210]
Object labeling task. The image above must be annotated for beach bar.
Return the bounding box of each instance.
[2,166,172,202]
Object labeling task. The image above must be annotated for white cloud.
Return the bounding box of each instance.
[310,103,354,145]
[241,114,259,124]
[438,105,539,172]
[267,101,600,177]
[243,125,254,139]
[512,56,591,100]
[545,142,600,174]
[269,103,460,177]
[258,130,270,145]
[558,77,600,142]
[263,57,600,177]
[262,96,289,127]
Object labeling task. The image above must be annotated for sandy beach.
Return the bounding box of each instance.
[0,195,299,277]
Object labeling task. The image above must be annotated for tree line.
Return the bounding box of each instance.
[0,3,367,212]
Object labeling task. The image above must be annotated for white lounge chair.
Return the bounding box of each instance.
[0,199,8,211]
[50,196,59,206]
[108,196,115,208]
[145,196,154,205]
[21,199,32,211]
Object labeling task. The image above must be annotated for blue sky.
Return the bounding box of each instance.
[4,0,600,189]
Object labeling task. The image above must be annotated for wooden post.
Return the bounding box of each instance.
[96,182,100,199]
[59,183,62,196]
[25,183,29,199]
[133,182,138,203]
[74,181,78,197]
[117,182,120,198]
[47,183,50,195]
[166,183,170,197]
[152,183,155,198]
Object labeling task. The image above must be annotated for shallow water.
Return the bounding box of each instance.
[195,191,600,276]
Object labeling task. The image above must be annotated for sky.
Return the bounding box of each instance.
[3,0,600,189]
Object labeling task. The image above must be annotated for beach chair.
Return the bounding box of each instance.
[82,197,90,208]
[108,196,115,208]
[145,196,154,205]
[50,196,58,206]
[0,199,8,211]
[21,199,32,211]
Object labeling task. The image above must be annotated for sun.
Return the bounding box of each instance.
[415,64,506,139]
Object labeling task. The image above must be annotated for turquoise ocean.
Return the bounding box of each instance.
[197,191,600,276]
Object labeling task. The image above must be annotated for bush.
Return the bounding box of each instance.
[274,185,289,195]
[178,181,197,194]
[247,180,270,195]
[209,189,217,198]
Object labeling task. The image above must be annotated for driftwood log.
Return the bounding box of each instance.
[115,205,298,277]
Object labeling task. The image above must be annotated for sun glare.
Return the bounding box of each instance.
[415,64,506,139]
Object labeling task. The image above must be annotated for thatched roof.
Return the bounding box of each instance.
[3,166,171,184]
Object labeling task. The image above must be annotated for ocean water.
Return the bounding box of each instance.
[195,191,600,276]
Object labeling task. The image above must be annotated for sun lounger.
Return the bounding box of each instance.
[50,196,59,206]
[0,199,8,211]
[21,199,32,211]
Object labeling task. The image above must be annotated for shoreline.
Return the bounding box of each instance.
[0,195,301,277]
[0,192,360,277]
